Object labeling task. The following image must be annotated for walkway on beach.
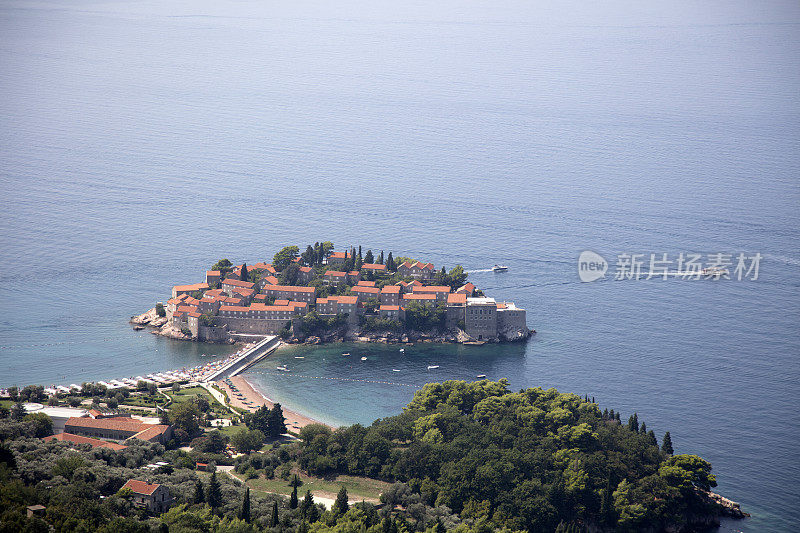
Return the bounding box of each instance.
[203,336,281,382]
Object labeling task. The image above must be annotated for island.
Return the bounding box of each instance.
[132,242,533,345]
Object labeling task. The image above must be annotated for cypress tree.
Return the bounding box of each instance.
[640,422,647,434]
[300,490,314,517]
[603,408,609,420]
[290,485,298,509]
[207,472,222,513]
[240,486,251,522]
[364,249,374,265]
[358,246,362,262]
[193,479,205,504]
[333,486,349,515]
[647,429,658,446]
[378,251,384,264]
[240,263,249,282]
[627,413,639,432]
[387,252,395,272]
[615,412,621,422]
[270,500,279,527]
[608,409,614,421]
[662,431,674,455]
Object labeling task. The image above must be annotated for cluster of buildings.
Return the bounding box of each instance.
[164,255,528,342]
[39,407,173,449]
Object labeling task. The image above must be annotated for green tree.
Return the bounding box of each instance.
[211,258,233,275]
[662,431,674,455]
[231,428,266,453]
[627,413,639,432]
[364,250,375,265]
[23,413,53,437]
[170,401,203,436]
[302,245,315,265]
[333,486,349,515]
[300,490,314,517]
[194,479,205,504]
[378,251,384,264]
[240,263,249,282]
[270,500,279,527]
[386,253,395,271]
[290,485,298,509]
[267,404,288,438]
[155,303,166,317]
[273,246,300,271]
[10,402,26,421]
[206,472,222,512]
[278,262,300,285]
[239,486,251,522]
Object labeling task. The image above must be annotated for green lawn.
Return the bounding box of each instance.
[0,399,14,409]
[168,387,225,410]
[244,471,389,502]
[120,395,167,408]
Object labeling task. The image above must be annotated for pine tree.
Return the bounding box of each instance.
[267,404,287,438]
[640,422,647,434]
[358,246,362,262]
[603,408,609,420]
[193,479,205,504]
[648,429,658,446]
[608,409,615,421]
[387,252,395,272]
[207,472,222,512]
[333,486,349,515]
[240,486,251,522]
[378,251,384,264]
[240,263,249,282]
[270,500,279,527]
[628,413,639,432]
[290,485,298,509]
[300,490,314,517]
[10,402,25,421]
[662,431,674,455]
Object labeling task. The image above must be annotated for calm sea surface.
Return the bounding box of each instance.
[1,0,799,530]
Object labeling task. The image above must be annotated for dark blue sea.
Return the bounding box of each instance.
[1,0,798,530]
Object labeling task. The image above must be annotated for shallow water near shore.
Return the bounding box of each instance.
[1,0,799,530]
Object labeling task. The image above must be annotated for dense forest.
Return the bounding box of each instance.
[0,380,737,533]
[296,380,725,532]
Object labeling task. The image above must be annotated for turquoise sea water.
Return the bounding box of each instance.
[1,0,799,530]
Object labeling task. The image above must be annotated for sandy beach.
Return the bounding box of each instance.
[218,375,333,431]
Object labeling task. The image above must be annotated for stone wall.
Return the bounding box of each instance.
[214,317,292,335]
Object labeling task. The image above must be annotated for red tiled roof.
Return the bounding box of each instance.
[274,299,290,306]
[122,479,161,496]
[221,279,255,289]
[172,312,184,319]
[263,276,279,285]
[130,425,170,442]
[352,286,380,294]
[233,288,254,296]
[65,416,145,432]
[380,305,400,311]
[206,289,224,297]
[496,303,508,309]
[381,285,401,293]
[331,296,358,305]
[456,283,475,294]
[447,293,467,304]
[188,312,202,318]
[173,283,208,292]
[250,304,295,312]
[43,432,127,450]
[348,271,360,276]
[290,301,308,309]
[403,293,436,300]
[206,270,221,276]
[325,271,346,277]
[329,251,347,259]
[176,305,198,314]
[220,305,250,312]
[362,263,387,270]
[413,285,451,293]
[299,266,312,273]
[357,280,376,287]
[262,285,316,293]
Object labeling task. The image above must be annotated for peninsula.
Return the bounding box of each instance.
[133,242,532,345]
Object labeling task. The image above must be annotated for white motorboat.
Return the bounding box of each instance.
[476,374,486,378]
[492,264,509,272]
[427,365,439,370]
[361,357,368,361]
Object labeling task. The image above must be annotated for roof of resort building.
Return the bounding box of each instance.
[172,312,184,319]
[184,297,200,305]
[408,280,423,287]
[348,271,360,276]
[357,280,376,287]
[43,432,127,450]
[381,285,401,293]
[206,289,224,297]
[187,312,202,318]
[456,282,475,294]
[396,281,409,287]
[221,279,255,289]
[206,270,221,276]
[248,262,271,271]
[413,285,451,293]
[289,301,308,309]
[262,285,316,293]
[65,416,147,433]
[352,286,380,295]
[380,305,401,311]
[330,295,358,305]
[219,305,250,313]
[121,479,161,496]
[176,305,198,314]
[467,297,497,305]
[222,297,243,305]
[262,276,279,285]
[130,425,171,442]
[329,251,347,259]
[250,304,296,312]
[447,293,467,305]
[232,288,254,297]
[299,266,312,273]
[173,283,208,292]
[274,299,290,306]
[403,293,436,301]
[362,263,387,270]
[325,270,346,277]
